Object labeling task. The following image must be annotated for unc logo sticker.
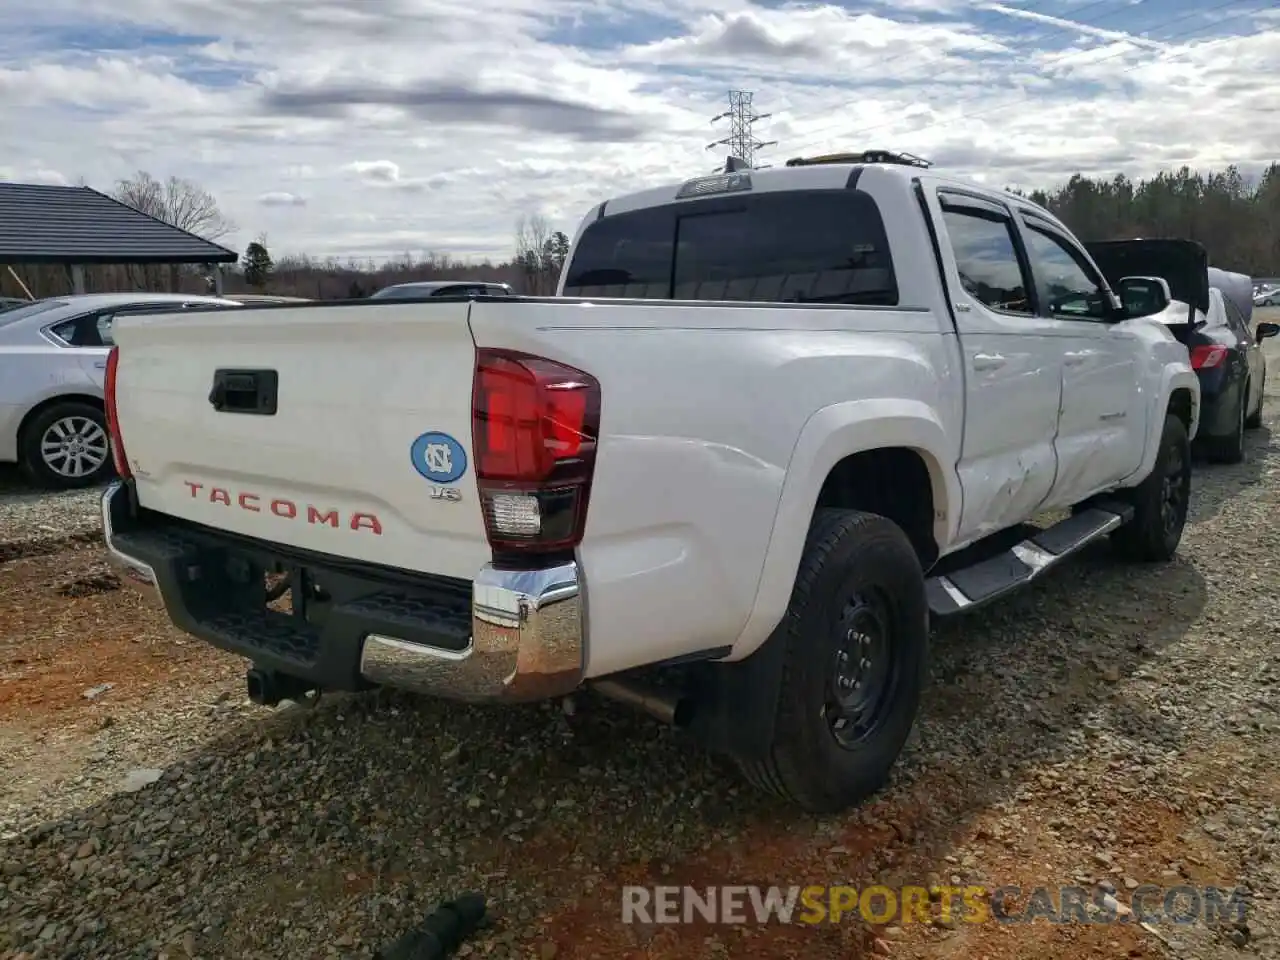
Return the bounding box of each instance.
[410,431,467,484]
[425,442,453,475]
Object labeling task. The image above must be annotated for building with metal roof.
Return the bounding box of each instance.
[0,181,239,294]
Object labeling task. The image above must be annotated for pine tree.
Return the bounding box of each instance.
[242,238,273,289]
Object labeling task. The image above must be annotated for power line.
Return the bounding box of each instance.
[787,0,1267,157]
[707,90,776,170]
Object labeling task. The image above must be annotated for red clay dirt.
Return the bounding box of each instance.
[0,535,238,726]
[532,767,1241,960]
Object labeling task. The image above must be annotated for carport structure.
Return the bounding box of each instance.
[0,181,238,296]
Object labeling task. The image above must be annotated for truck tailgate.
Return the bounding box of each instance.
[111,301,490,580]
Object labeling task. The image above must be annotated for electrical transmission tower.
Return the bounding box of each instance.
[707,90,776,170]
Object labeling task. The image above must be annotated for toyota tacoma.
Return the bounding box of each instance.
[100,151,1200,813]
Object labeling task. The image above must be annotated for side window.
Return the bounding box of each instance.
[94,313,115,346]
[48,318,80,344]
[1023,224,1109,321]
[1220,296,1249,337]
[48,311,111,347]
[939,206,1034,316]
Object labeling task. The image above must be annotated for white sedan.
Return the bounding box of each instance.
[0,293,243,489]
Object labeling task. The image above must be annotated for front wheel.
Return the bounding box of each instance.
[736,509,928,813]
[18,401,114,490]
[1111,413,1191,562]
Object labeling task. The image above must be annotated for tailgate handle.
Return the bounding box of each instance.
[209,369,278,415]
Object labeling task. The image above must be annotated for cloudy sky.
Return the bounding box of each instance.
[0,0,1275,264]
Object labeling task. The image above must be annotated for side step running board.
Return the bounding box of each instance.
[926,501,1134,617]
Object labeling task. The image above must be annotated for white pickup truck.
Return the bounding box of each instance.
[101,151,1200,813]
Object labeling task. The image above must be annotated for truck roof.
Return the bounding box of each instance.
[595,150,1062,227]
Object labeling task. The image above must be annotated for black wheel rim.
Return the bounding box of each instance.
[1160,441,1188,538]
[826,589,898,749]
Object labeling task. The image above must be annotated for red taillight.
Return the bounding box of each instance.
[1190,345,1227,370]
[104,346,132,480]
[472,348,600,555]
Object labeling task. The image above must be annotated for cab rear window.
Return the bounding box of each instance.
[563,189,897,305]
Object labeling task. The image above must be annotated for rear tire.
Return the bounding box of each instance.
[736,509,928,814]
[1111,413,1191,562]
[1205,388,1246,464]
[18,401,114,490]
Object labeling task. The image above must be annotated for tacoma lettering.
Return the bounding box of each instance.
[182,481,382,534]
[307,506,339,527]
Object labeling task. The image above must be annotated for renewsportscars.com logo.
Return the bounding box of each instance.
[621,884,1249,926]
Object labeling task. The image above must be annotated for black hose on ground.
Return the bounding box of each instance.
[374,893,488,960]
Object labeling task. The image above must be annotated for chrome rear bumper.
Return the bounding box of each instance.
[359,562,584,701]
[101,481,585,701]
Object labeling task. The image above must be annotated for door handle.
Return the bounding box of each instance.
[209,368,279,415]
[1063,350,1093,366]
[93,361,106,369]
[973,353,1006,371]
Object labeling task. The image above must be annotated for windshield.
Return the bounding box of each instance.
[562,189,898,304]
[0,299,67,328]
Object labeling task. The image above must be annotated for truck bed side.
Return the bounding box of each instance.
[466,297,962,675]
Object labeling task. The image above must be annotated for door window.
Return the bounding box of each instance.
[939,207,1034,316]
[1023,225,1109,321]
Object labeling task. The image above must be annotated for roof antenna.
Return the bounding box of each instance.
[723,156,750,173]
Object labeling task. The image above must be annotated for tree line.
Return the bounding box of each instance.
[3,162,1277,301]
[1014,163,1280,278]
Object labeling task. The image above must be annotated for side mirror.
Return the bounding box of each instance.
[1256,321,1280,344]
[1115,276,1171,318]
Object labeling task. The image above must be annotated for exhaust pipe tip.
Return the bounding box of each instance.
[245,668,274,706]
[670,696,696,728]
[247,667,319,708]
[591,678,695,728]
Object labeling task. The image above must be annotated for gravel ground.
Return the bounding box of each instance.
[0,468,103,564]
[1,333,1279,960]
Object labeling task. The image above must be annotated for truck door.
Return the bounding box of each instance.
[928,188,1062,545]
[1016,214,1146,506]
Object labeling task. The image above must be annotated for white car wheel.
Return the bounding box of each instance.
[40,415,109,480]
[19,401,114,489]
